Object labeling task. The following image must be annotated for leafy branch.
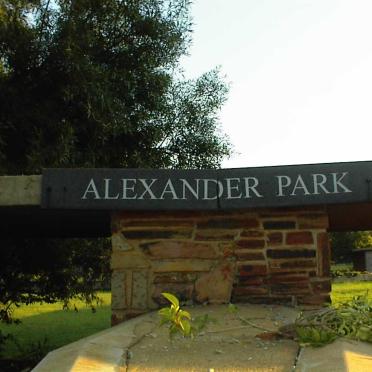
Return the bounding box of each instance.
[158,292,214,338]
[295,294,372,347]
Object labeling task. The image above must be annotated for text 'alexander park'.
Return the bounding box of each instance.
[81,172,352,201]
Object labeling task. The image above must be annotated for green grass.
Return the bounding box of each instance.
[331,281,372,306]
[331,263,353,271]
[0,292,111,359]
[1,282,372,361]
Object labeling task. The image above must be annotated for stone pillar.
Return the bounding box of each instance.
[111,208,331,325]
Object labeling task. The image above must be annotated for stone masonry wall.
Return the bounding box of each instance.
[111,208,331,325]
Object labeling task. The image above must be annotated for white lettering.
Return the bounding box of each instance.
[160,179,179,199]
[81,178,101,199]
[203,179,223,200]
[226,178,242,199]
[290,175,310,196]
[104,178,119,199]
[332,172,352,193]
[121,179,137,199]
[276,175,291,196]
[180,179,200,199]
[138,179,157,199]
[312,174,330,194]
[243,177,263,198]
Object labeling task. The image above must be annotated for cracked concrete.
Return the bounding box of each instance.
[33,304,372,372]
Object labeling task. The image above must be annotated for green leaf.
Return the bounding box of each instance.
[311,328,321,342]
[178,309,191,320]
[228,303,238,313]
[295,327,305,339]
[158,307,172,317]
[180,319,191,336]
[162,292,179,310]
[169,324,180,339]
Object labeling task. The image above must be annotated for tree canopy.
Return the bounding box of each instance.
[0,0,231,175]
[0,0,232,328]
[330,231,372,263]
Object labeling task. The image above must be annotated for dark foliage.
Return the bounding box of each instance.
[0,0,231,347]
[0,238,111,322]
[330,232,372,263]
[0,0,231,174]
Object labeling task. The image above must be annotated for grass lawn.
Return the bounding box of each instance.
[331,281,372,306]
[0,292,111,359]
[1,282,372,362]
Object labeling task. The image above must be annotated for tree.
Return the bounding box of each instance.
[0,0,232,325]
[330,231,372,263]
[0,0,231,174]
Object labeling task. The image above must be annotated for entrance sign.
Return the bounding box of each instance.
[41,161,372,210]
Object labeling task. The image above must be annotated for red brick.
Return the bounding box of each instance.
[111,219,121,234]
[111,310,145,325]
[123,311,147,320]
[267,232,283,245]
[268,267,314,274]
[268,274,309,284]
[195,231,238,241]
[286,232,314,245]
[232,296,273,303]
[239,264,267,276]
[153,273,197,284]
[267,249,316,259]
[238,276,266,286]
[233,286,269,295]
[123,219,194,228]
[297,294,331,306]
[298,214,328,229]
[111,313,123,326]
[141,241,217,259]
[236,239,265,249]
[310,279,331,293]
[240,230,264,238]
[263,221,296,230]
[279,259,316,269]
[114,211,200,220]
[317,232,330,277]
[235,250,265,260]
[123,229,192,240]
[195,262,236,304]
[197,218,259,229]
[271,282,310,295]
[152,283,194,305]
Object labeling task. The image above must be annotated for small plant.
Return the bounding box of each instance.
[295,326,337,347]
[158,293,192,338]
[158,293,215,338]
[295,293,372,347]
[227,303,238,314]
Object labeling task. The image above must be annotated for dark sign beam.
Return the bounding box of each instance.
[42,161,372,210]
[2,161,372,238]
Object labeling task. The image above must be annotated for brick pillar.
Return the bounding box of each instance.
[232,210,331,306]
[110,208,331,325]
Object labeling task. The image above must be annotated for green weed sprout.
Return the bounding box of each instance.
[158,292,192,338]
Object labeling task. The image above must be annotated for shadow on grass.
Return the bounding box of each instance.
[0,304,111,371]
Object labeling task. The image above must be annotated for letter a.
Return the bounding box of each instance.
[81,179,101,199]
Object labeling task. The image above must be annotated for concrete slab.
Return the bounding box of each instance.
[32,304,372,372]
[0,175,41,206]
[127,304,299,372]
[32,312,158,372]
[295,338,372,372]
[33,304,300,372]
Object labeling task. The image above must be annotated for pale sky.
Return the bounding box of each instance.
[180,0,372,169]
